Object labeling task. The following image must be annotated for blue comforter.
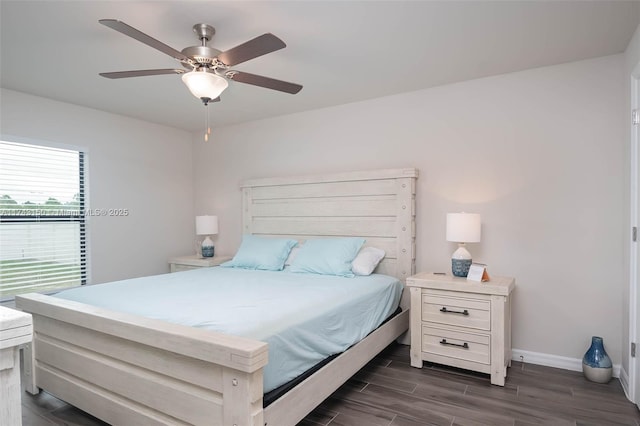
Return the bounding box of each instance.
[55,267,403,392]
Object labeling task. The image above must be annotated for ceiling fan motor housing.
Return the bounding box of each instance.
[181,45,223,67]
[182,24,223,69]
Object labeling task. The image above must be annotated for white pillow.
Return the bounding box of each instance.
[351,247,386,276]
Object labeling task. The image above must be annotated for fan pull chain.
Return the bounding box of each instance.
[204,102,212,142]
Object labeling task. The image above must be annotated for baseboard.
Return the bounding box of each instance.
[511,348,620,378]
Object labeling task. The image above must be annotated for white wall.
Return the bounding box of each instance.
[1,89,195,285]
[194,55,626,364]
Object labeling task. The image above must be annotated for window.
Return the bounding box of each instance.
[0,140,87,299]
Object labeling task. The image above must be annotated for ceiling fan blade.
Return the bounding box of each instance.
[217,34,286,66]
[229,71,302,94]
[99,19,190,63]
[99,69,185,79]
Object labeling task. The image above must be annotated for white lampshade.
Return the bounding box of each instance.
[195,215,218,235]
[182,70,228,100]
[446,213,481,243]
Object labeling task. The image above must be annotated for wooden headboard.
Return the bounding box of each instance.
[241,168,418,309]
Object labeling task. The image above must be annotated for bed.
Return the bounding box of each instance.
[16,167,418,426]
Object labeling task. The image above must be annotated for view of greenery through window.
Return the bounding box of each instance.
[0,194,81,212]
[0,141,86,299]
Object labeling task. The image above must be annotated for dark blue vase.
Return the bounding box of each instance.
[582,336,612,383]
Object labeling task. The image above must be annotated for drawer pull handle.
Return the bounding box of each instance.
[440,339,469,349]
[440,307,469,316]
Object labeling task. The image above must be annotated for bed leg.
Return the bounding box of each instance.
[22,343,39,395]
[223,369,263,426]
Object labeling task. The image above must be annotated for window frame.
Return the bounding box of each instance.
[0,137,89,300]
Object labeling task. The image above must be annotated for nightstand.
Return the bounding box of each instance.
[1,306,32,425]
[168,255,232,273]
[406,272,515,386]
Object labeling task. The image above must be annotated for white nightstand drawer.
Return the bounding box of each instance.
[422,324,490,365]
[422,292,490,331]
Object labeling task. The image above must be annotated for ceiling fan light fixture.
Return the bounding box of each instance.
[181,69,228,100]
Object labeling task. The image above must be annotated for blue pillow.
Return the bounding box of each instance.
[221,235,298,271]
[289,238,365,277]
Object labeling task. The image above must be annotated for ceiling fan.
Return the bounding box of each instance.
[98,19,303,105]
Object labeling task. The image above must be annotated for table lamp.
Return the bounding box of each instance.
[196,215,218,257]
[446,213,481,277]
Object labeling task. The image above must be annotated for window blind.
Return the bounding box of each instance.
[0,141,87,299]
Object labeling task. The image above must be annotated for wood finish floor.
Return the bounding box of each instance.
[20,343,640,426]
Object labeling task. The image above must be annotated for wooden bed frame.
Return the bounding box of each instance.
[16,168,418,426]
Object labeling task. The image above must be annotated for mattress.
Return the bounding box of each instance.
[54,267,403,392]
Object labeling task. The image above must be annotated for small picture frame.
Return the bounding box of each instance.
[467,263,490,282]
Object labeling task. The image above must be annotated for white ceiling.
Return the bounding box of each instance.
[1,1,639,132]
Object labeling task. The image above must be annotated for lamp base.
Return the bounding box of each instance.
[451,243,472,277]
[452,258,472,277]
[201,236,215,258]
